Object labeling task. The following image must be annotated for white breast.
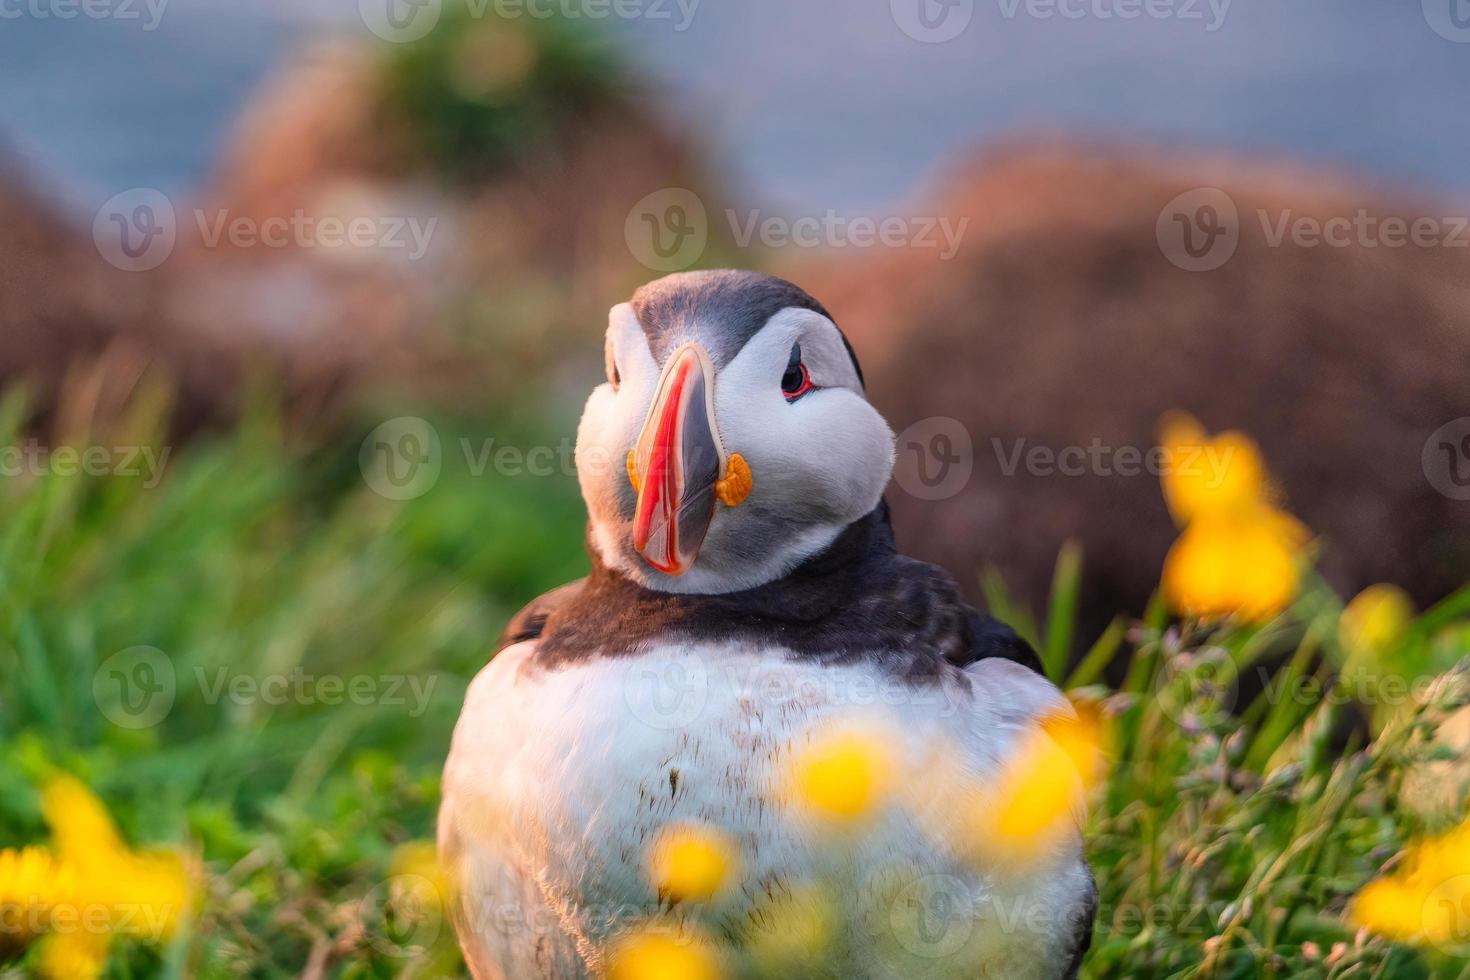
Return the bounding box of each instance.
[439,642,1091,980]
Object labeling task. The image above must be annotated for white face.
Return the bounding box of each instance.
[576,303,896,593]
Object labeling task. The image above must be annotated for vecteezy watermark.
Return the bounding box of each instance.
[93,646,177,730]
[356,420,700,500]
[728,210,969,261]
[1156,187,1239,272]
[1255,209,1470,250]
[0,0,168,30]
[624,189,969,273]
[0,900,179,942]
[194,209,439,261]
[360,874,446,957]
[1158,187,1470,272]
[0,440,171,488]
[360,417,444,501]
[1422,0,1470,43]
[887,874,975,960]
[359,0,699,43]
[93,190,441,270]
[992,436,1237,483]
[893,417,974,502]
[891,0,974,42]
[890,420,1241,502]
[1424,418,1470,501]
[92,647,438,729]
[93,188,177,272]
[995,0,1230,30]
[197,667,437,718]
[624,188,710,273]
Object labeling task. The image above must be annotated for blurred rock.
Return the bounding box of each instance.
[795,142,1470,639]
[174,29,718,417]
[0,162,233,434]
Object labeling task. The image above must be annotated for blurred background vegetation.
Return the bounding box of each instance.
[2,1,1470,977]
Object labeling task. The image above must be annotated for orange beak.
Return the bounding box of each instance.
[630,344,724,575]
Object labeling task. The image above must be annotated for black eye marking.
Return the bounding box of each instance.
[781,342,813,400]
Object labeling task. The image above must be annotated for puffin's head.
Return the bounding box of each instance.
[575,270,895,593]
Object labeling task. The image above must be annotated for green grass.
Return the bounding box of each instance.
[0,393,585,977]
[1,393,1468,977]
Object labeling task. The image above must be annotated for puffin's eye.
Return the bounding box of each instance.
[781,343,813,401]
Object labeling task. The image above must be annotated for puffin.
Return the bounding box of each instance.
[439,270,1097,979]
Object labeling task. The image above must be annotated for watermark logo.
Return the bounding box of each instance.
[888,874,973,959]
[729,209,969,259]
[194,209,439,260]
[93,188,176,272]
[360,417,444,501]
[1153,648,1238,729]
[995,0,1230,30]
[1160,189,1469,272]
[1424,873,1470,956]
[360,0,441,42]
[1424,418,1470,501]
[93,646,176,730]
[0,0,170,30]
[625,188,709,272]
[1423,0,1470,42]
[1156,187,1239,272]
[892,417,973,501]
[360,874,445,956]
[622,653,709,730]
[197,667,437,718]
[891,0,974,42]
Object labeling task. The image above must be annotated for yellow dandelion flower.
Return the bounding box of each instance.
[1352,878,1430,942]
[0,847,66,906]
[1158,412,1269,525]
[41,776,193,941]
[1161,505,1306,622]
[788,725,896,826]
[979,706,1108,866]
[1341,584,1414,660]
[1156,412,1309,623]
[390,840,456,909]
[41,778,127,862]
[36,929,111,980]
[606,927,724,980]
[647,825,738,903]
[1353,818,1470,950]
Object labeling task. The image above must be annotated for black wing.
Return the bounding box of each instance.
[1060,865,1098,979]
[496,579,586,651]
[963,606,1045,676]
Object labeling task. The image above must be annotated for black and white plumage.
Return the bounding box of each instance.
[440,270,1097,979]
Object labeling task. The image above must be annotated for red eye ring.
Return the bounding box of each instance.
[781,361,814,401]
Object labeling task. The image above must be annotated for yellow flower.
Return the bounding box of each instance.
[41,776,193,942]
[0,847,76,946]
[606,927,724,980]
[1341,584,1414,660]
[788,724,896,826]
[0,775,195,979]
[36,930,111,980]
[647,825,738,903]
[1158,412,1269,525]
[40,777,127,860]
[1161,506,1306,622]
[975,704,1109,868]
[1156,412,1309,623]
[1352,817,1470,950]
